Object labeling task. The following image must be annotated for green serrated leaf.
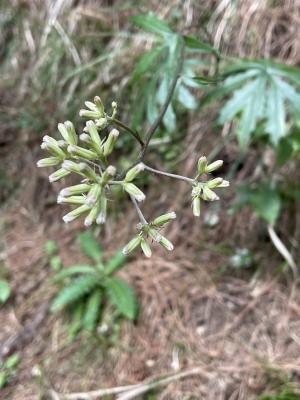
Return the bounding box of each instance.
[53,265,96,283]
[237,76,266,150]
[105,277,138,320]
[219,78,261,124]
[192,75,222,85]
[105,251,127,275]
[265,78,285,146]
[132,46,164,80]
[69,302,84,340]
[177,85,197,109]
[183,35,219,57]
[78,232,102,262]
[163,103,176,132]
[130,14,172,36]
[0,280,10,303]
[51,275,99,311]
[83,290,102,332]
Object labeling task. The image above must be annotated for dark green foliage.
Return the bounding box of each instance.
[78,232,102,263]
[234,183,281,226]
[129,14,216,132]
[51,275,99,311]
[106,277,138,320]
[202,60,300,150]
[51,233,136,339]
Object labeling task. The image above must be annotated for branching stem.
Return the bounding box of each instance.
[130,195,148,225]
[109,117,144,146]
[143,164,195,184]
[139,38,185,161]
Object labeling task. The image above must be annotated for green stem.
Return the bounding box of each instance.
[108,117,144,146]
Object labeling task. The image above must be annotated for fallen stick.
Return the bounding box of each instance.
[57,367,209,400]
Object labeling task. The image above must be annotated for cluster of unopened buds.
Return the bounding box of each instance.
[37,96,229,257]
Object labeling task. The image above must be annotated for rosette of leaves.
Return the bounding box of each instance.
[51,232,137,339]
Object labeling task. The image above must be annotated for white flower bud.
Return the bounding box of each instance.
[59,183,91,197]
[124,163,145,182]
[94,96,105,116]
[141,238,152,258]
[37,157,60,167]
[62,204,90,223]
[57,195,85,205]
[103,129,119,156]
[205,160,223,173]
[207,178,223,189]
[201,187,219,201]
[67,144,97,161]
[159,236,174,251]
[49,168,70,182]
[197,156,207,175]
[152,212,176,226]
[123,235,142,255]
[192,197,201,217]
[123,183,145,202]
[86,184,102,206]
[86,120,102,148]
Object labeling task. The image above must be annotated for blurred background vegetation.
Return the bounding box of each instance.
[0,1,300,399]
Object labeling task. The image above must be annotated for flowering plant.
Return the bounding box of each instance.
[37,94,229,257]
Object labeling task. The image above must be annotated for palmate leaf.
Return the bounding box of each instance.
[207,61,300,148]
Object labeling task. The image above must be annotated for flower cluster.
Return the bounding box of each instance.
[191,157,229,217]
[123,212,176,257]
[37,95,229,258]
[37,97,147,228]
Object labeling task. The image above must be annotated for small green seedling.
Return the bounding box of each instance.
[0,354,20,388]
[51,232,136,340]
[0,279,10,304]
[44,240,62,271]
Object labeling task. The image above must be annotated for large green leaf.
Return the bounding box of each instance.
[51,275,99,311]
[235,184,281,225]
[105,277,138,320]
[184,35,220,58]
[130,14,172,36]
[265,79,285,146]
[212,61,300,148]
[78,232,102,263]
[53,265,96,283]
[132,46,164,80]
[83,289,102,332]
[105,251,127,275]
